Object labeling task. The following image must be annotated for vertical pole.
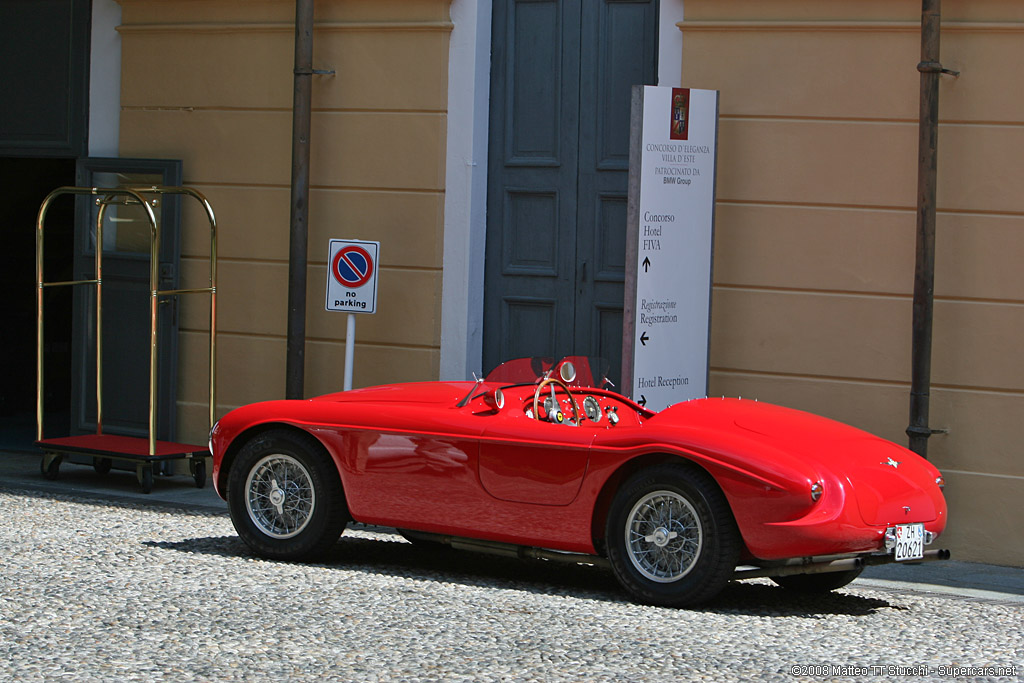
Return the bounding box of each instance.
[95,201,106,436]
[35,198,47,442]
[908,0,942,458]
[286,0,315,399]
[207,202,218,429]
[344,313,356,391]
[148,197,160,456]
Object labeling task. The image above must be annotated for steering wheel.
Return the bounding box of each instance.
[532,377,581,425]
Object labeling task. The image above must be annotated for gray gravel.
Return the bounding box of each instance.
[1,487,1021,683]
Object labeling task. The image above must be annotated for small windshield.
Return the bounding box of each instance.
[484,356,612,389]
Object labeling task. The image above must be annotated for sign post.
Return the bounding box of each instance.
[325,239,380,390]
[622,86,719,412]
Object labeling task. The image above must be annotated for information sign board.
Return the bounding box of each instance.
[622,86,719,411]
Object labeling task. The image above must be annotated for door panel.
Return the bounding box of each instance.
[0,0,89,157]
[486,0,583,365]
[590,0,656,169]
[506,1,563,165]
[503,189,559,274]
[71,159,183,440]
[479,423,594,506]
[485,0,657,386]
[575,0,658,389]
[503,298,557,360]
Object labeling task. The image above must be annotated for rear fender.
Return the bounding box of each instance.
[588,447,821,560]
[589,453,741,556]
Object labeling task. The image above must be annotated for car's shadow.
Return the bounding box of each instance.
[145,532,898,618]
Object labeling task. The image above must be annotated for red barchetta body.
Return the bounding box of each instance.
[210,376,947,566]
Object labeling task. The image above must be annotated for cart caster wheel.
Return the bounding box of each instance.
[192,458,207,489]
[137,464,154,494]
[93,458,112,476]
[41,453,62,480]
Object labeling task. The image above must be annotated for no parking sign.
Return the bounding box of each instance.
[325,239,379,314]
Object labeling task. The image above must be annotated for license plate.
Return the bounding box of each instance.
[893,523,924,561]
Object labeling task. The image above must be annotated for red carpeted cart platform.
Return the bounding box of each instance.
[37,434,209,494]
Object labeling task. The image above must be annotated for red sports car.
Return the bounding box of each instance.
[209,357,948,607]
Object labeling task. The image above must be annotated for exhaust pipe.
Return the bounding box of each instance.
[734,549,950,580]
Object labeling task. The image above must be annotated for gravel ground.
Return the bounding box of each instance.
[1,487,1021,683]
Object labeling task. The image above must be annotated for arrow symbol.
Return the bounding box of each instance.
[640,331,649,346]
[638,395,647,407]
[642,257,651,273]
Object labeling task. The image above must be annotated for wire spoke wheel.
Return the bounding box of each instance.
[626,490,702,582]
[245,453,316,539]
[227,430,348,561]
[605,463,740,607]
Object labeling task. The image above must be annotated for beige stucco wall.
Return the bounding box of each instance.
[683,0,1024,565]
[116,0,1022,566]
[116,0,452,444]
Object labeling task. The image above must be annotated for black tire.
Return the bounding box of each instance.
[138,464,154,494]
[771,568,863,593]
[192,458,207,489]
[227,429,349,561]
[40,453,62,480]
[605,463,740,607]
[93,457,112,475]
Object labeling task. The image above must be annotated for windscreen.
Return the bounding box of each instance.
[484,356,611,389]
[483,357,554,384]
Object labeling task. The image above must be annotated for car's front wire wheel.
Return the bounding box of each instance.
[227,429,348,561]
[605,463,740,607]
[244,453,316,539]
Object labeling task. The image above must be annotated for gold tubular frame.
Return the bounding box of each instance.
[36,186,218,456]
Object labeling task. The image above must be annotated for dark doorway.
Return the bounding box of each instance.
[0,0,91,451]
[0,158,76,452]
[483,0,658,387]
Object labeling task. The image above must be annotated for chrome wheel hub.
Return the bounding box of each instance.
[625,490,702,583]
[245,454,316,539]
[647,526,676,548]
[269,482,286,511]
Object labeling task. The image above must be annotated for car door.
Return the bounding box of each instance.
[478,418,596,506]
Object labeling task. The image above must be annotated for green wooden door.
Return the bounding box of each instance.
[484,0,658,387]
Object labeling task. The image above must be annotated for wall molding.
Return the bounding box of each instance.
[678,20,1024,34]
[118,21,454,35]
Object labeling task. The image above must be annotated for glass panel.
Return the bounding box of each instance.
[88,171,164,254]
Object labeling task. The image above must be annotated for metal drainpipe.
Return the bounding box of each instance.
[286,0,314,400]
[908,0,957,457]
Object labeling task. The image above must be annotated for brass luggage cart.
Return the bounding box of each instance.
[35,186,217,493]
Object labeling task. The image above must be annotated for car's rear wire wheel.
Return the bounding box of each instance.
[227,429,348,561]
[605,462,740,607]
[625,490,703,582]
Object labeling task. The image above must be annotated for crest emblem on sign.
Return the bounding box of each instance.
[669,88,690,140]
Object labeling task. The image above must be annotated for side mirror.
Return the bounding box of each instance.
[483,388,505,411]
[559,361,576,384]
